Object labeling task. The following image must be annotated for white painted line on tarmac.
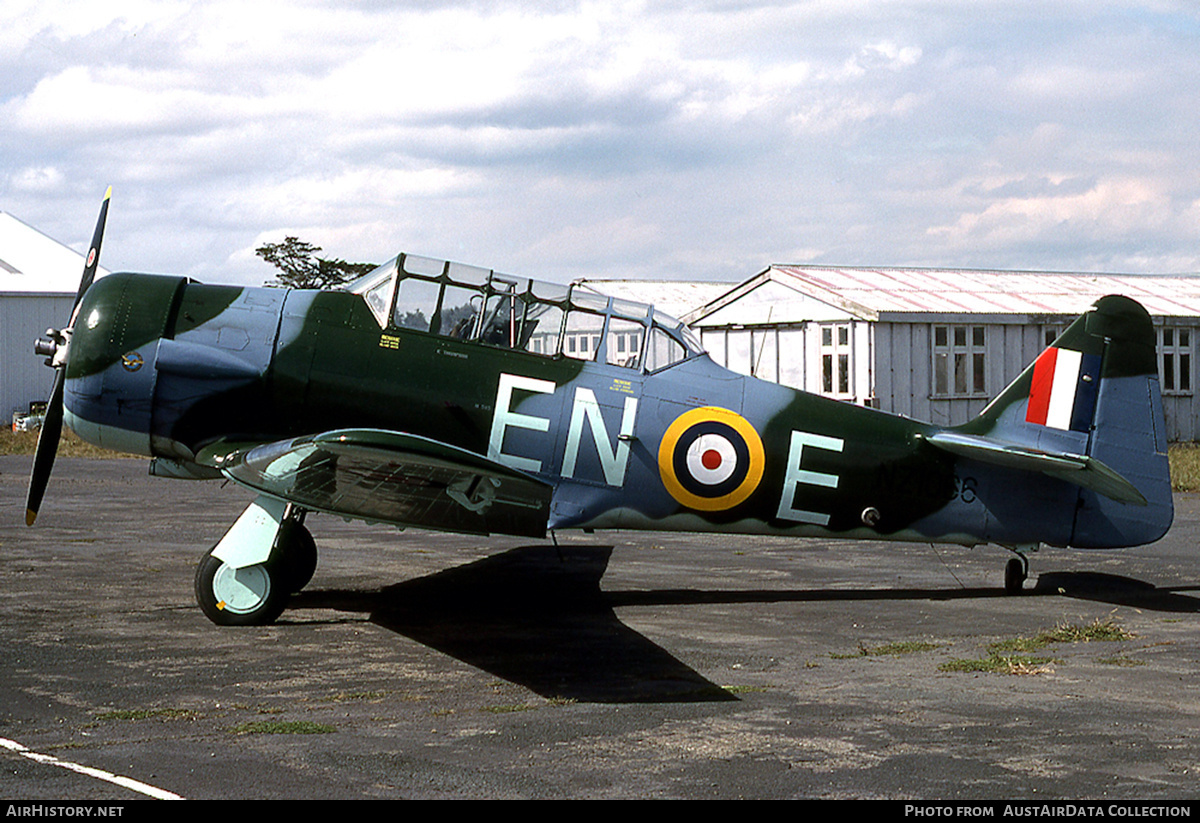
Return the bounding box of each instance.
[0,736,184,800]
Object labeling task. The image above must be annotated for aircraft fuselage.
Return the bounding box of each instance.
[62,271,1169,551]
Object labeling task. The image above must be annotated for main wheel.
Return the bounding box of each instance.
[277,522,317,593]
[1004,556,1027,595]
[195,548,289,626]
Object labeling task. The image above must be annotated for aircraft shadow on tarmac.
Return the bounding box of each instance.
[290,545,1200,703]
[292,545,739,704]
[1032,571,1200,611]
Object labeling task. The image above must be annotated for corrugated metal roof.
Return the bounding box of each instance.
[578,279,736,321]
[0,211,108,294]
[768,265,1200,317]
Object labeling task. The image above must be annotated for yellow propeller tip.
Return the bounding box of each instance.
[104,185,112,200]
[25,509,37,527]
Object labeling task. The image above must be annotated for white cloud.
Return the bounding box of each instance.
[8,166,66,193]
[2,1,1200,283]
[928,176,1174,249]
[0,0,186,50]
[4,65,252,136]
[845,41,923,77]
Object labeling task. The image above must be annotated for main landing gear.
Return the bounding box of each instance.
[195,496,318,626]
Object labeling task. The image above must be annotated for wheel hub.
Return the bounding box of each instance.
[211,563,271,614]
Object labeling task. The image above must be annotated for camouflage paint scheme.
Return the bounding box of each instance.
[52,252,1173,624]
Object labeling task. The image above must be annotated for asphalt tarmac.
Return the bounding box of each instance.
[2,455,1199,800]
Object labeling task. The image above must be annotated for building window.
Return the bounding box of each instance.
[820,323,852,397]
[932,324,986,397]
[1160,326,1192,394]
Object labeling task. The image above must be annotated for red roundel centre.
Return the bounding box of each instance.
[701,449,723,470]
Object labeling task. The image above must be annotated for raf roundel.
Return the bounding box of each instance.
[658,406,765,511]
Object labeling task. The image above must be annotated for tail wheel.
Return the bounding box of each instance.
[1004,556,1028,595]
[195,548,289,626]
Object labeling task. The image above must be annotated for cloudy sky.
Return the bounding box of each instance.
[3,1,1199,287]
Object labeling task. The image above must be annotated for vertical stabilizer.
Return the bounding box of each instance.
[958,295,1172,548]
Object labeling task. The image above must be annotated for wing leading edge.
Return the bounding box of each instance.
[200,429,552,538]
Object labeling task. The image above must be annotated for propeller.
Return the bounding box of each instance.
[25,186,112,526]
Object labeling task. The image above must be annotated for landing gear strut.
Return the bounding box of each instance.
[194,497,317,626]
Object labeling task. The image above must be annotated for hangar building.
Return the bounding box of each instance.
[0,211,107,423]
[679,265,1200,441]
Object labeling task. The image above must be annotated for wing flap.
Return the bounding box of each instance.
[205,429,552,537]
[924,431,1147,507]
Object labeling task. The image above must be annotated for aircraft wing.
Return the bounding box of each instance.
[923,431,1147,506]
[198,429,552,538]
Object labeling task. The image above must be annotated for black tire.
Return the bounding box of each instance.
[194,547,289,626]
[1004,557,1026,595]
[278,522,318,593]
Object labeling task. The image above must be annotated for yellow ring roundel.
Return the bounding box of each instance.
[658,406,765,511]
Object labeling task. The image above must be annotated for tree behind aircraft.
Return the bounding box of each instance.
[256,236,375,289]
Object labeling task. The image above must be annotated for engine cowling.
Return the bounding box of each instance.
[64,273,285,461]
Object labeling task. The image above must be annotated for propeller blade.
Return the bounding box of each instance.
[69,185,111,323]
[25,369,65,526]
[26,187,111,526]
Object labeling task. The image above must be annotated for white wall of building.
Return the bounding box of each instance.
[1,294,75,419]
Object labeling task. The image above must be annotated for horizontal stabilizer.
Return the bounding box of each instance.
[200,429,552,537]
[923,431,1147,507]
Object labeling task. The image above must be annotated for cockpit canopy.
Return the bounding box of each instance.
[345,253,704,372]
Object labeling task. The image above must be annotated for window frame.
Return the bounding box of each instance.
[818,322,854,399]
[349,253,704,373]
[931,323,988,399]
[1159,325,1194,396]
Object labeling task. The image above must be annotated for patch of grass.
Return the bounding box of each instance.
[1169,443,1200,492]
[987,636,1046,655]
[832,640,942,659]
[325,690,387,703]
[480,704,536,714]
[940,654,1059,675]
[0,427,141,459]
[230,720,335,735]
[1038,619,1134,644]
[94,708,199,722]
[988,618,1134,655]
[941,619,1133,675]
[0,428,39,456]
